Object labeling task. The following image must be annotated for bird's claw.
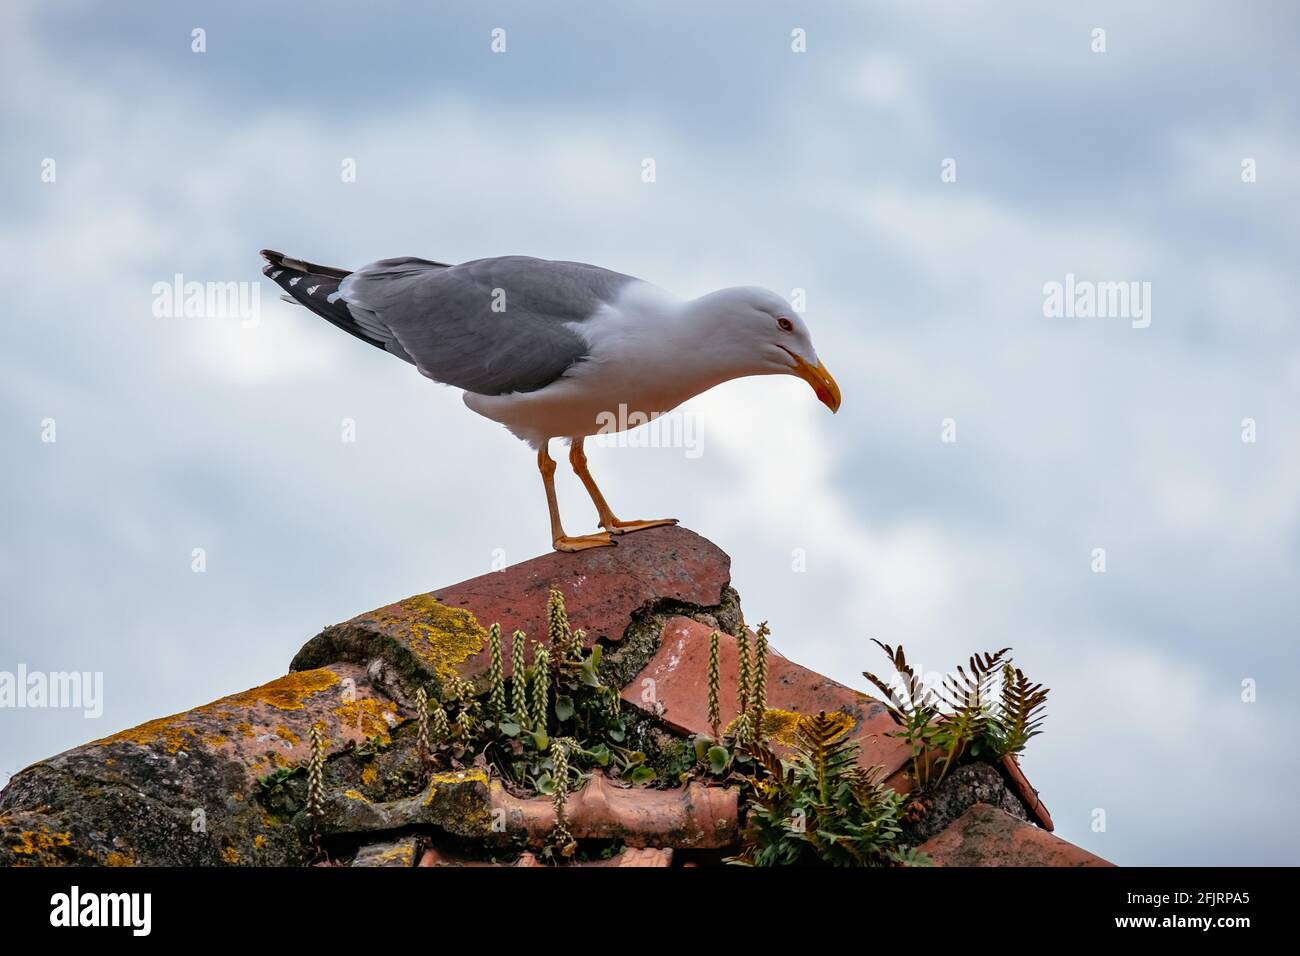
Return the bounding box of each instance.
[553,531,617,552]
[601,518,679,536]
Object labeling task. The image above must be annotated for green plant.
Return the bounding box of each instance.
[414,685,431,775]
[430,701,449,746]
[932,648,1009,785]
[257,766,301,790]
[733,623,754,746]
[547,738,577,860]
[864,641,1050,789]
[510,629,528,718]
[862,641,941,788]
[732,711,916,867]
[530,645,551,734]
[413,590,655,800]
[987,663,1050,757]
[486,623,506,722]
[304,722,326,860]
[748,621,769,737]
[547,587,583,661]
[707,630,721,741]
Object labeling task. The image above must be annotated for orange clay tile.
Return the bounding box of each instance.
[917,803,1110,867]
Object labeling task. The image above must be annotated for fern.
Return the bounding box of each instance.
[865,641,1049,787]
[863,640,940,787]
[794,711,860,807]
[932,648,1009,785]
[988,663,1049,757]
[733,711,905,867]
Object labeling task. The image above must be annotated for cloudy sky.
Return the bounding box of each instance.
[2,0,1297,865]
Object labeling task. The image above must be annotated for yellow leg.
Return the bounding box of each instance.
[569,439,678,535]
[538,446,614,552]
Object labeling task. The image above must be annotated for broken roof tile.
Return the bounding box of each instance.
[622,616,913,783]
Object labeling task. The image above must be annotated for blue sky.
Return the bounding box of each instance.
[2,0,1298,864]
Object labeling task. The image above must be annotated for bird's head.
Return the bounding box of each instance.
[690,286,842,413]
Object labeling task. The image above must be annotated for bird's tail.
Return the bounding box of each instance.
[259,249,385,350]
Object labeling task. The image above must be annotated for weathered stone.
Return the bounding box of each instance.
[351,836,419,867]
[418,845,674,867]
[904,761,1029,843]
[0,663,401,867]
[322,768,492,838]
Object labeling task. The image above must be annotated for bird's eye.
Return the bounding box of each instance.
[777,316,794,332]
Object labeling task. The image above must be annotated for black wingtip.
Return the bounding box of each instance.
[259,249,283,265]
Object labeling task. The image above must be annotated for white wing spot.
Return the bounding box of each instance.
[289,276,300,286]
[270,270,283,278]
[306,285,320,295]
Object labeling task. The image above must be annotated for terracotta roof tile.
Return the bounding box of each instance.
[490,772,737,849]
[434,524,729,647]
[1000,755,1053,831]
[917,803,1110,867]
[621,616,913,785]
[290,525,731,687]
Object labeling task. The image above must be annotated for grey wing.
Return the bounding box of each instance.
[338,256,636,395]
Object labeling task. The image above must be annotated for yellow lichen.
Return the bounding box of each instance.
[103,851,134,867]
[274,725,300,746]
[92,716,202,754]
[343,789,368,801]
[369,842,415,866]
[221,669,342,712]
[334,697,399,744]
[92,669,343,753]
[253,835,267,849]
[222,846,240,864]
[360,765,378,786]
[11,829,72,859]
[723,708,856,747]
[374,595,486,683]
[429,768,488,786]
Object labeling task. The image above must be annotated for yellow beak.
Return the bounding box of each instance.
[788,352,842,413]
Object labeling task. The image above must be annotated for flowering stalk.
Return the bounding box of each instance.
[707,630,721,740]
[487,623,506,722]
[532,645,551,735]
[511,630,528,722]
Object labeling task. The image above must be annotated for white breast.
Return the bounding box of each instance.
[463,281,715,448]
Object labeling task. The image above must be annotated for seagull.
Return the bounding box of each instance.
[259,250,841,552]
